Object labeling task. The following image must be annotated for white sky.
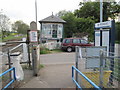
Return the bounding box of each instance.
[0,0,81,26]
[0,0,119,29]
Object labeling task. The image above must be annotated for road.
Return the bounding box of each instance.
[22,52,76,88]
[40,44,119,65]
[40,52,75,65]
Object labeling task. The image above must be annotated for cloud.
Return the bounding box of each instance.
[0,0,80,25]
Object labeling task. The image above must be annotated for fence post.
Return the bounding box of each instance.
[7,49,12,88]
[99,50,104,88]
[27,30,31,68]
[75,46,79,90]
[109,51,114,85]
[27,44,31,67]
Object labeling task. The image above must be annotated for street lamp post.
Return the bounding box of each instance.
[100,0,103,22]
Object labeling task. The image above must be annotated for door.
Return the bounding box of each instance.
[72,39,81,46]
[52,30,57,38]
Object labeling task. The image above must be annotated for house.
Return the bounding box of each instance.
[39,14,66,50]
[39,14,66,43]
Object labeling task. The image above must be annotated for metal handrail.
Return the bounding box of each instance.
[72,66,101,90]
[0,67,16,90]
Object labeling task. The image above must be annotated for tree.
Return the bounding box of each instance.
[12,20,29,34]
[74,1,120,22]
[75,17,95,41]
[60,11,77,38]
[56,10,95,40]
[55,10,71,17]
[115,22,120,42]
[0,12,11,39]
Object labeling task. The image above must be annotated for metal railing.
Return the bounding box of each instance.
[75,46,119,89]
[72,66,101,90]
[101,50,120,88]
[0,67,16,90]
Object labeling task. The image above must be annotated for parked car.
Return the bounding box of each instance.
[61,38,93,52]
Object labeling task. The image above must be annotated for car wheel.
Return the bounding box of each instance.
[67,47,72,52]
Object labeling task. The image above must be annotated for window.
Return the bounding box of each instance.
[53,24,58,30]
[49,30,51,34]
[81,39,88,44]
[65,39,71,43]
[73,39,80,43]
[52,30,57,38]
[52,24,58,38]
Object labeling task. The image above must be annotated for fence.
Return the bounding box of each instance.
[1,40,31,89]
[72,66,100,90]
[0,67,16,90]
[74,46,119,89]
[101,50,120,88]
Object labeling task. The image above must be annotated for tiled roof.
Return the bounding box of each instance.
[39,15,66,23]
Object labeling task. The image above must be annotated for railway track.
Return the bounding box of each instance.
[1,40,24,72]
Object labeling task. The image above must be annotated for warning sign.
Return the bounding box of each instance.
[29,30,38,43]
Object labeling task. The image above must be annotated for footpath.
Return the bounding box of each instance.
[21,64,75,88]
[21,53,76,88]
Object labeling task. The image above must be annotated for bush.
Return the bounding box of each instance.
[40,47,50,54]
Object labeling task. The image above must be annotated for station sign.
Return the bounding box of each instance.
[95,21,112,29]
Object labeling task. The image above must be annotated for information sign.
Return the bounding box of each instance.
[29,30,38,43]
[95,21,111,28]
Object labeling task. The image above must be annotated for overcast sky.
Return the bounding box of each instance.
[0,0,81,25]
[0,0,119,28]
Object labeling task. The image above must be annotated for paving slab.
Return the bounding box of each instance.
[21,64,75,88]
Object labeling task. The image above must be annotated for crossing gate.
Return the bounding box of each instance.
[72,46,119,89]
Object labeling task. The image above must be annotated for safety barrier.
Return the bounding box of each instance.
[75,46,119,88]
[0,67,16,90]
[72,66,101,90]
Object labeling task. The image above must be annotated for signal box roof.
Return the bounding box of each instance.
[39,15,66,23]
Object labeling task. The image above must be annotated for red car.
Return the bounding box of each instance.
[61,38,93,52]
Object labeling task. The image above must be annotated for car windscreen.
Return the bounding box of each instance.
[81,39,88,44]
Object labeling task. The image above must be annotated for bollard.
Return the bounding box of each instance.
[32,45,40,76]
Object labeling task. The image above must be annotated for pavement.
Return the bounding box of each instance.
[21,64,75,88]
[21,52,76,88]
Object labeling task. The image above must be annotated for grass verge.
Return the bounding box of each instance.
[40,47,63,54]
[3,35,27,42]
[22,64,44,70]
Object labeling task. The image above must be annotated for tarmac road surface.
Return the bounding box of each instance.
[40,52,75,65]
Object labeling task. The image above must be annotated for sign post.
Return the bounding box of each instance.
[94,20,115,86]
[29,21,40,76]
[94,20,115,53]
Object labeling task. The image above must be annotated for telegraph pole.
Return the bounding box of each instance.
[100,0,103,22]
[100,0,103,46]
[35,0,38,27]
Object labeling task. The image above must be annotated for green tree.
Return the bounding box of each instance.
[61,12,77,38]
[56,10,95,40]
[75,18,95,41]
[115,22,120,43]
[12,20,29,34]
[55,10,71,17]
[74,1,120,22]
[0,12,11,39]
